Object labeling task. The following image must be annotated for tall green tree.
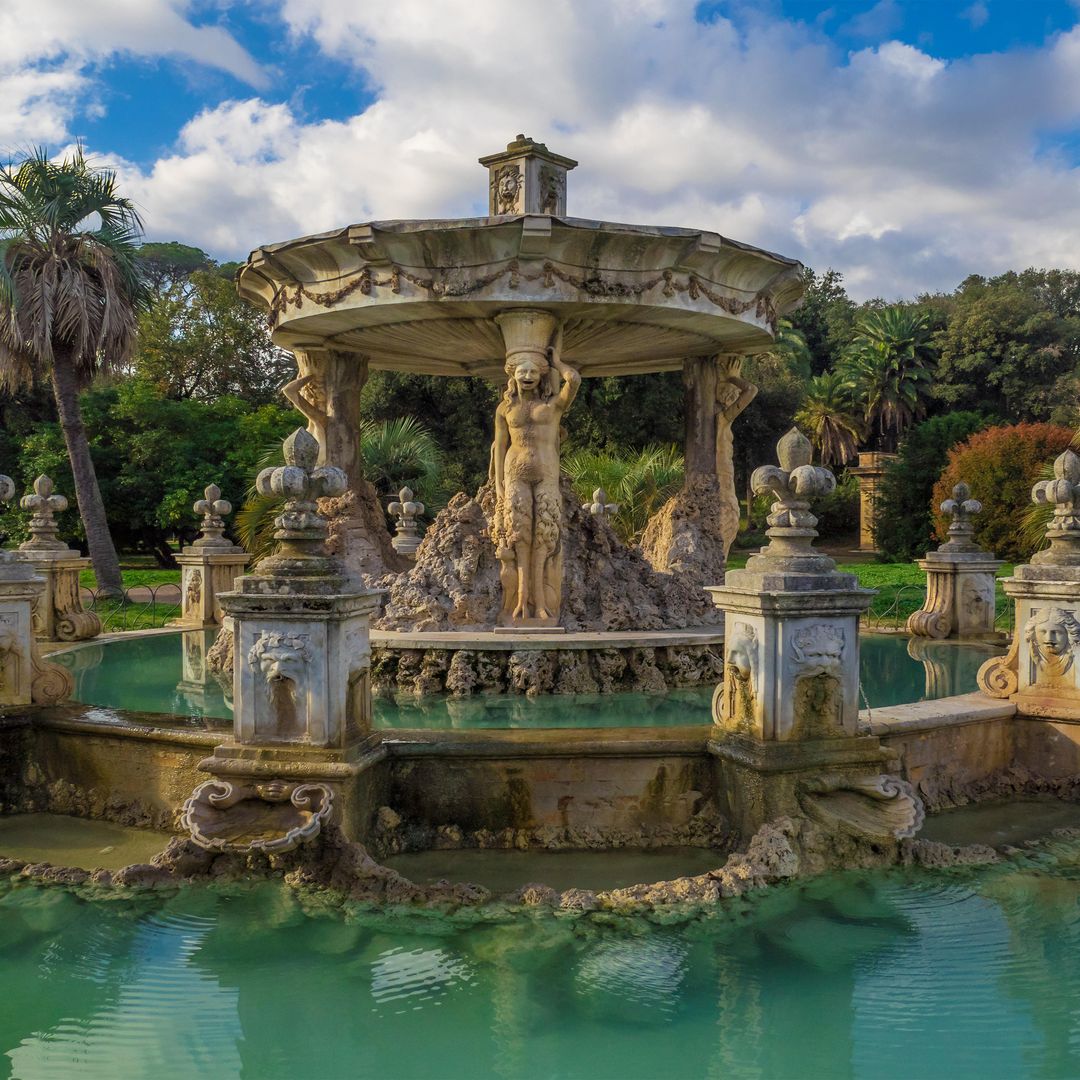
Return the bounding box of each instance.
[933,270,1080,423]
[133,266,294,404]
[841,306,937,452]
[788,267,857,375]
[795,371,864,465]
[0,147,147,593]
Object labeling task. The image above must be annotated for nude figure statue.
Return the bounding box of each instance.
[715,355,758,557]
[491,313,580,626]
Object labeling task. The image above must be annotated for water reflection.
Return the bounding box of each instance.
[4,851,1080,1078]
[53,629,1005,732]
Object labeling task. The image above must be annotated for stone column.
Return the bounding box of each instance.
[908,482,1004,640]
[176,485,248,627]
[17,475,100,642]
[281,346,403,580]
[186,430,383,852]
[707,428,923,844]
[0,475,72,706]
[979,450,1080,718]
[848,452,896,552]
[640,355,755,591]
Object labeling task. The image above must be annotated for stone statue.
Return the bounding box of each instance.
[715,356,757,556]
[491,312,580,626]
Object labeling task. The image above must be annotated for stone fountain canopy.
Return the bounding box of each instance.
[237,213,804,375]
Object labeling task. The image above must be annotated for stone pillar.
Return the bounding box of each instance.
[979,450,1080,718]
[186,430,383,852]
[908,482,1004,640]
[176,484,248,627]
[478,134,578,216]
[0,475,72,706]
[848,451,897,552]
[17,475,100,642]
[707,428,922,844]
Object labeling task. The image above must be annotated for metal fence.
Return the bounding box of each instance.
[80,583,182,632]
[860,581,1016,634]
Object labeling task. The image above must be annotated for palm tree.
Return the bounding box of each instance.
[795,371,864,466]
[840,306,936,452]
[562,444,684,544]
[237,417,448,560]
[768,317,812,378]
[0,147,146,593]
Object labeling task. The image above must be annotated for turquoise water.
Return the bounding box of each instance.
[3,842,1080,1079]
[54,631,1003,729]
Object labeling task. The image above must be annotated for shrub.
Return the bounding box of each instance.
[814,472,860,541]
[875,411,989,560]
[931,422,1075,562]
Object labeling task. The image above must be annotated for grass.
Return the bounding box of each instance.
[77,556,181,631]
[726,553,1015,631]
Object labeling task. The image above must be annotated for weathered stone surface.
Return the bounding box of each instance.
[379,480,714,634]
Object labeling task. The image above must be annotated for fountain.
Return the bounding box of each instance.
[235,135,805,695]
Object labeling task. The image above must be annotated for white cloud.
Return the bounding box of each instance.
[0,0,264,147]
[17,0,1080,300]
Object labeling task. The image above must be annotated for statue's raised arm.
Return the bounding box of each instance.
[548,326,580,413]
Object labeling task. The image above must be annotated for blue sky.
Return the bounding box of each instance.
[4,0,1080,299]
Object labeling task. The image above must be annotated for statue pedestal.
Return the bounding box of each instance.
[177,546,248,627]
[909,551,1004,640]
[0,555,73,706]
[17,548,100,642]
[705,429,922,845]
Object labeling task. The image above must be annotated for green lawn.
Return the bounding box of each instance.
[77,557,181,631]
[726,554,1015,631]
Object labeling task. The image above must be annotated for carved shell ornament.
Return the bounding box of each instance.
[181,779,334,854]
[798,774,925,840]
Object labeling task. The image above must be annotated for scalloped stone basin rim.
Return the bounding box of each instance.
[237,214,805,378]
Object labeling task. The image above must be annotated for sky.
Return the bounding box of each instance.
[2,0,1080,300]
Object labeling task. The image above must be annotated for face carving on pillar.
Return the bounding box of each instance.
[1025,607,1080,682]
[248,633,313,697]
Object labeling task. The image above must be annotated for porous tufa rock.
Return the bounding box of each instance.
[378,480,716,633]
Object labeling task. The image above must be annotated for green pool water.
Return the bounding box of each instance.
[53,630,1004,729]
[3,839,1080,1080]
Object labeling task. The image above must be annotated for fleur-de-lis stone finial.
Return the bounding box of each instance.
[750,428,836,555]
[938,481,982,551]
[388,486,425,556]
[255,428,348,551]
[1031,449,1080,565]
[587,488,619,518]
[19,475,68,551]
[192,483,233,548]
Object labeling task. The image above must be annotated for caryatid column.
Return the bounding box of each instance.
[641,354,757,589]
[280,346,403,579]
[490,309,580,628]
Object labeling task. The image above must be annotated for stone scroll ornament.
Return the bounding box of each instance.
[491,311,580,627]
[797,774,925,840]
[979,450,1080,696]
[181,778,333,854]
[907,482,983,639]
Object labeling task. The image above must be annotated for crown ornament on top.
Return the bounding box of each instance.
[19,475,68,551]
[256,428,348,548]
[192,484,233,548]
[1031,449,1080,565]
[751,428,836,549]
[938,481,982,551]
[388,486,424,556]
